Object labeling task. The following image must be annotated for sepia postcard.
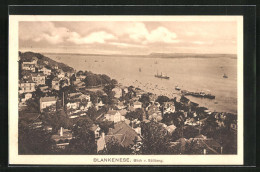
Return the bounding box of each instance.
[9,15,243,165]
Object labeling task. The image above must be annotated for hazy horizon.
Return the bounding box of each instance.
[19,49,237,57]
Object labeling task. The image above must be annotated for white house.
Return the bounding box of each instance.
[104,110,125,123]
[66,102,79,110]
[57,70,65,78]
[52,77,60,90]
[39,96,57,112]
[90,124,101,139]
[19,79,36,93]
[163,102,175,114]
[20,93,33,102]
[133,101,142,109]
[112,87,122,98]
[22,58,38,72]
[38,67,52,76]
[31,73,45,85]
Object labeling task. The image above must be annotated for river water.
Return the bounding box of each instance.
[44,53,237,114]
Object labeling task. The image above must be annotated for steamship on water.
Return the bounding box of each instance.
[154,71,170,79]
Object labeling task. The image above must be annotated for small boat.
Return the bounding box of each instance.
[223,73,228,78]
[175,86,181,91]
[139,68,142,72]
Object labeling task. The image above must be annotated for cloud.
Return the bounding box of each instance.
[68,31,116,44]
[125,22,178,44]
[20,22,116,45]
[186,32,195,36]
[20,22,69,44]
[109,42,145,48]
[192,41,206,45]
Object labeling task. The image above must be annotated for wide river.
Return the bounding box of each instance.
[44,53,237,114]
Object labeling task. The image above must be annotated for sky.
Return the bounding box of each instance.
[19,21,237,55]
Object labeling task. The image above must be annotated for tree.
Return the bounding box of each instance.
[67,118,96,154]
[25,98,40,113]
[162,112,175,125]
[212,127,237,154]
[100,95,109,105]
[84,75,97,87]
[34,87,45,99]
[125,108,144,121]
[87,106,98,120]
[172,111,185,138]
[90,93,98,105]
[201,114,218,138]
[156,95,170,105]
[70,74,76,85]
[103,84,115,95]
[46,73,55,87]
[18,120,54,154]
[76,70,84,76]
[223,113,237,130]
[99,136,132,155]
[141,121,171,154]
[183,126,199,139]
[41,109,72,132]
[96,120,114,134]
[111,79,118,86]
[96,90,104,97]
[100,74,111,85]
[139,93,150,108]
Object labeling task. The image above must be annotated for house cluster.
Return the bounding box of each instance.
[19,56,74,106]
[66,92,93,118]
[19,55,237,154]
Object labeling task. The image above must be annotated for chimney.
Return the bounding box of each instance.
[60,127,63,136]
[221,147,223,154]
[102,132,105,139]
[109,128,113,134]
[203,149,206,155]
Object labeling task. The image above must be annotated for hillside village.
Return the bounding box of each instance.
[18,51,238,155]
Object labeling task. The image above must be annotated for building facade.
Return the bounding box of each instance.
[31,73,45,85]
[40,96,57,112]
[19,80,36,93]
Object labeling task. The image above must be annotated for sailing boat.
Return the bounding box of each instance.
[223,73,228,78]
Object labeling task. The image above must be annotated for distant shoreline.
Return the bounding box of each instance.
[19,50,237,59]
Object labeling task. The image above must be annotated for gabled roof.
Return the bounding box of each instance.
[195,134,207,139]
[133,101,142,105]
[52,77,60,81]
[106,121,139,147]
[106,110,119,116]
[20,77,34,83]
[31,73,45,77]
[117,101,124,106]
[163,102,174,106]
[40,96,57,102]
[118,109,128,116]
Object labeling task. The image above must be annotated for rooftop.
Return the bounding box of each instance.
[40,96,57,102]
[106,110,119,116]
[106,121,139,147]
[31,73,45,77]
